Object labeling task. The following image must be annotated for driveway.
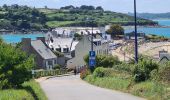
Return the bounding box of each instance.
[39,75,145,100]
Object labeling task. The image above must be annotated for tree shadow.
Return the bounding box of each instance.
[20,86,38,100]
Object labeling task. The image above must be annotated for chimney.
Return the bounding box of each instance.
[37,37,46,44]
[21,38,31,53]
[37,37,49,48]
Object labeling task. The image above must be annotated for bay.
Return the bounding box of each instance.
[125,19,170,38]
[0,33,45,43]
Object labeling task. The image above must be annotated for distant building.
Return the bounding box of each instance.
[52,27,105,37]
[125,32,146,40]
[21,37,57,70]
[67,34,110,69]
[159,50,170,63]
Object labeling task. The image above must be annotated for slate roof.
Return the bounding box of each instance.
[31,40,57,59]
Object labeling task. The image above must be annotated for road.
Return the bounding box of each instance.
[39,75,145,100]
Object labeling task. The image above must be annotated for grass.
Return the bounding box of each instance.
[84,73,170,100]
[130,81,168,100]
[85,75,131,91]
[46,21,75,27]
[0,80,47,100]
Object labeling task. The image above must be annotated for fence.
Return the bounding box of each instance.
[32,69,68,79]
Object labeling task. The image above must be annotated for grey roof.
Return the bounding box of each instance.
[31,40,57,60]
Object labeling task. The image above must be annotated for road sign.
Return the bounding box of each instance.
[89,51,96,57]
[89,51,96,67]
[89,59,96,67]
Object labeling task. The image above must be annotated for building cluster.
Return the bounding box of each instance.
[21,27,112,70]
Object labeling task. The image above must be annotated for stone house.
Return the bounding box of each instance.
[21,37,57,70]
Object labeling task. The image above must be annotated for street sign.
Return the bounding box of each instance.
[89,51,96,57]
[89,51,96,67]
[89,59,96,67]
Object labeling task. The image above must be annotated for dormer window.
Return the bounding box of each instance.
[63,48,69,53]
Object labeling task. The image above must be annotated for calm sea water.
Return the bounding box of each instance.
[1,20,170,43]
[0,34,45,43]
[125,19,170,38]
[153,19,170,26]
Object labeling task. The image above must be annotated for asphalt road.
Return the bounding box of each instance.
[39,75,145,100]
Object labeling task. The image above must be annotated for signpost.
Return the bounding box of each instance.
[89,51,96,71]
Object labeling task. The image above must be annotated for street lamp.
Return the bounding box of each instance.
[134,0,138,63]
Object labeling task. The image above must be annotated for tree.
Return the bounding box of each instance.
[106,24,124,39]
[74,33,82,40]
[96,6,104,11]
[0,43,34,89]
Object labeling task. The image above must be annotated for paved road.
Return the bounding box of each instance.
[39,75,145,100]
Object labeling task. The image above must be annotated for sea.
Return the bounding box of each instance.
[125,19,170,37]
[0,33,45,43]
[1,19,170,43]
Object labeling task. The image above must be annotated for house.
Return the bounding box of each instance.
[124,32,146,41]
[21,37,57,70]
[67,34,110,69]
[159,50,170,63]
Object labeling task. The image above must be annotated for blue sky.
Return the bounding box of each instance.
[0,0,170,13]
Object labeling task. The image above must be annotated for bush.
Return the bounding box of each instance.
[133,58,158,83]
[80,67,91,79]
[158,62,170,83]
[53,64,61,70]
[0,43,34,89]
[84,55,121,69]
[93,67,105,77]
[112,63,135,73]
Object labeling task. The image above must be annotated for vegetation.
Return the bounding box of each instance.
[0,5,158,30]
[53,50,64,57]
[39,5,157,27]
[84,55,121,68]
[0,80,47,100]
[0,4,47,30]
[82,55,170,100]
[33,69,68,79]
[0,40,34,89]
[106,24,124,39]
[74,33,83,40]
[146,34,169,42]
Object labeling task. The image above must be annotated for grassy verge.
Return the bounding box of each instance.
[84,72,170,100]
[0,80,47,100]
[46,21,75,27]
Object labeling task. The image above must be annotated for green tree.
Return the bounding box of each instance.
[106,24,124,39]
[0,43,34,89]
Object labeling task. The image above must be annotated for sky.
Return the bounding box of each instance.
[0,0,170,13]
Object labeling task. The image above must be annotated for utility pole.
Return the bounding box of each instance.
[91,22,94,51]
[134,0,138,63]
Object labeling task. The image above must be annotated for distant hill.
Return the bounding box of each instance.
[39,5,158,28]
[0,4,158,31]
[128,12,170,20]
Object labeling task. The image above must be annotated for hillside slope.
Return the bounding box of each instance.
[39,5,157,28]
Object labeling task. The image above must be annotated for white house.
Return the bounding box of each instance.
[67,34,110,69]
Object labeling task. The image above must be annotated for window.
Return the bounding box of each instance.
[56,48,61,52]
[48,61,53,65]
[54,60,57,64]
[63,48,69,53]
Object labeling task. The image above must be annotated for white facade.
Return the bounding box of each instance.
[67,35,110,69]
